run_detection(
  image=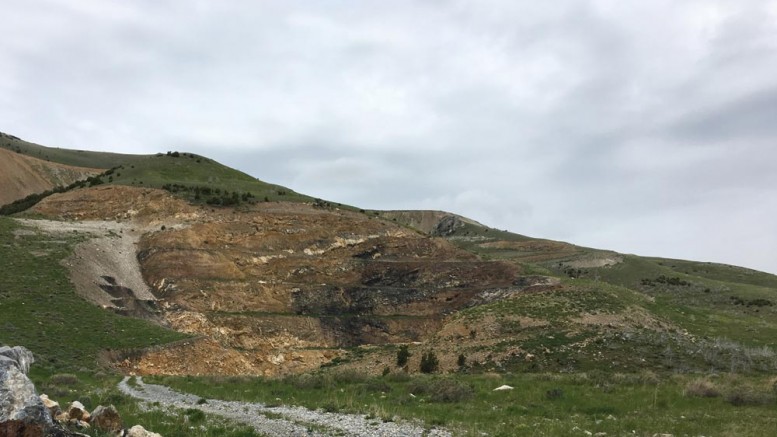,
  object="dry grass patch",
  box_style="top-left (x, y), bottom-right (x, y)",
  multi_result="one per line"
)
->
top-left (684, 379), bottom-right (721, 398)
